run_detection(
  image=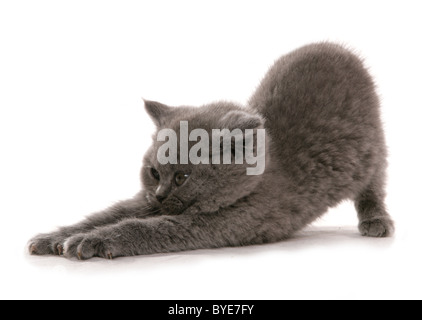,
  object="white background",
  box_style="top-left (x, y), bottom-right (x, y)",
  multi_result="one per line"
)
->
top-left (1, 0), bottom-right (421, 300)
